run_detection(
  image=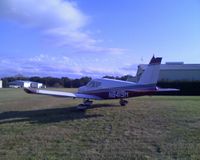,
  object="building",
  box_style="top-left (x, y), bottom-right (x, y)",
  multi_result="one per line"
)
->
top-left (8, 80), bottom-right (44, 88)
top-left (0, 80), bottom-right (2, 88)
top-left (133, 62), bottom-right (200, 82)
